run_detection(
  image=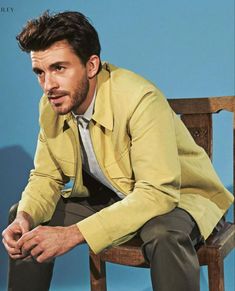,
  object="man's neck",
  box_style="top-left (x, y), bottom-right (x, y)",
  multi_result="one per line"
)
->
top-left (75, 76), bottom-right (97, 115)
